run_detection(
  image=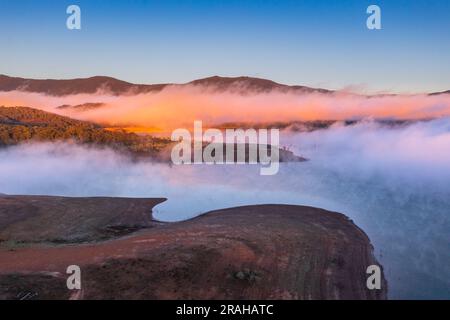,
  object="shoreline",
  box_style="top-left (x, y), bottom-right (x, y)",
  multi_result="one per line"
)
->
top-left (0, 196), bottom-right (387, 299)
